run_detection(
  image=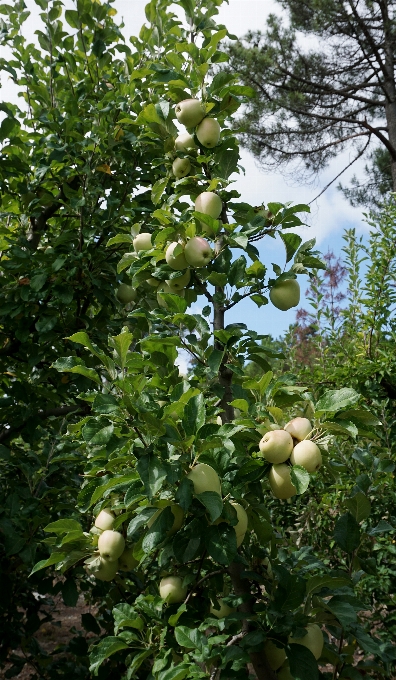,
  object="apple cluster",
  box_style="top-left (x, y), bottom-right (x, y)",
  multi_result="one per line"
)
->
top-left (258, 417), bottom-right (322, 499)
top-left (264, 624), bottom-right (324, 677)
